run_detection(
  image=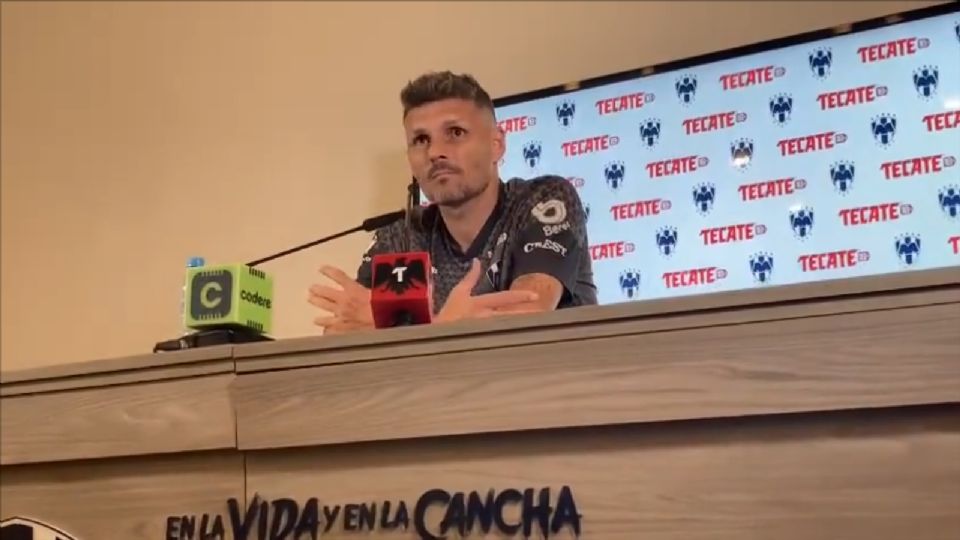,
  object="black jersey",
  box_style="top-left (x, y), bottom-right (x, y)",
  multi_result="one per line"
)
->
top-left (356, 175), bottom-right (598, 312)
